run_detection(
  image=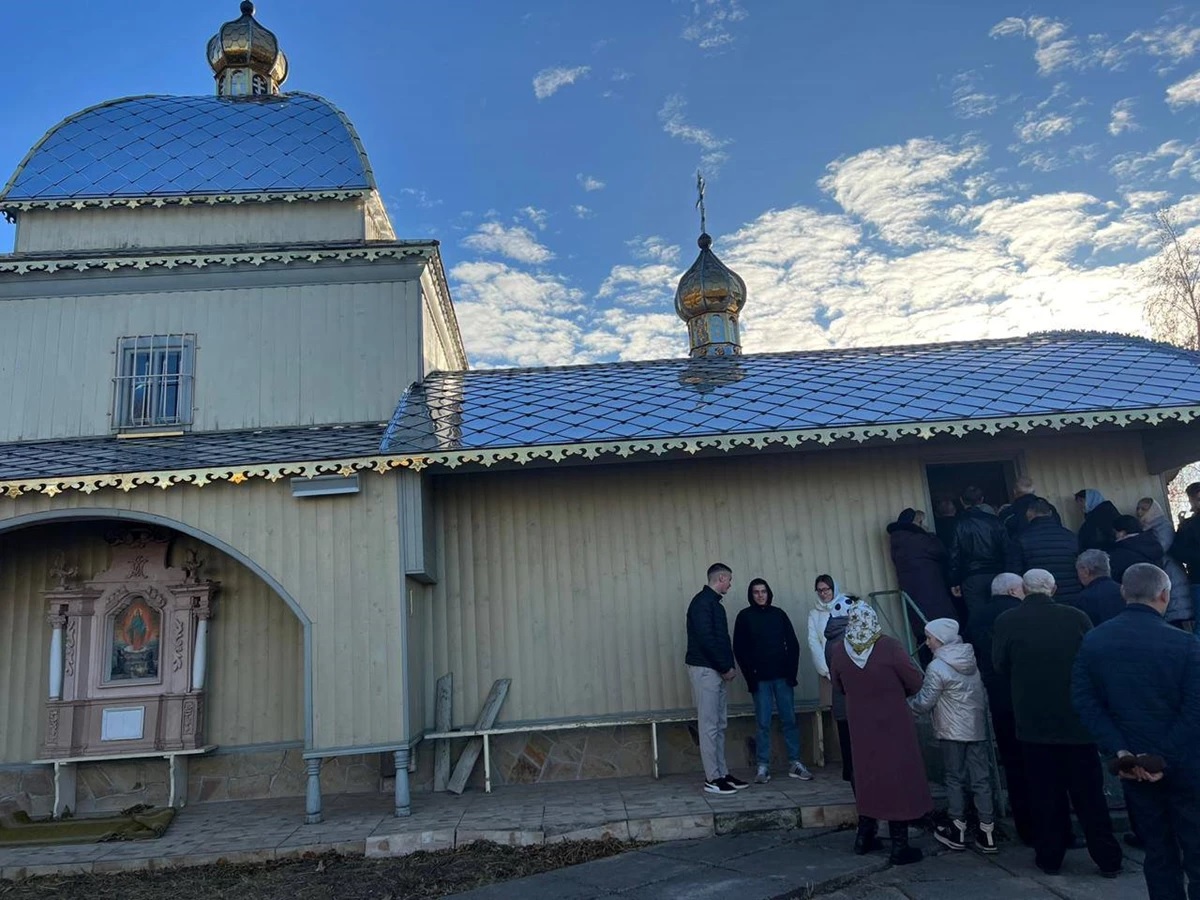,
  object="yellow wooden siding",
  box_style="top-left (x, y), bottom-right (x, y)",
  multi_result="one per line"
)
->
top-left (15, 203), bottom-right (369, 254)
top-left (0, 475), bottom-right (406, 752)
top-left (0, 523), bottom-right (303, 763)
top-left (424, 431), bottom-right (1159, 730)
top-left (0, 279), bottom-right (420, 442)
